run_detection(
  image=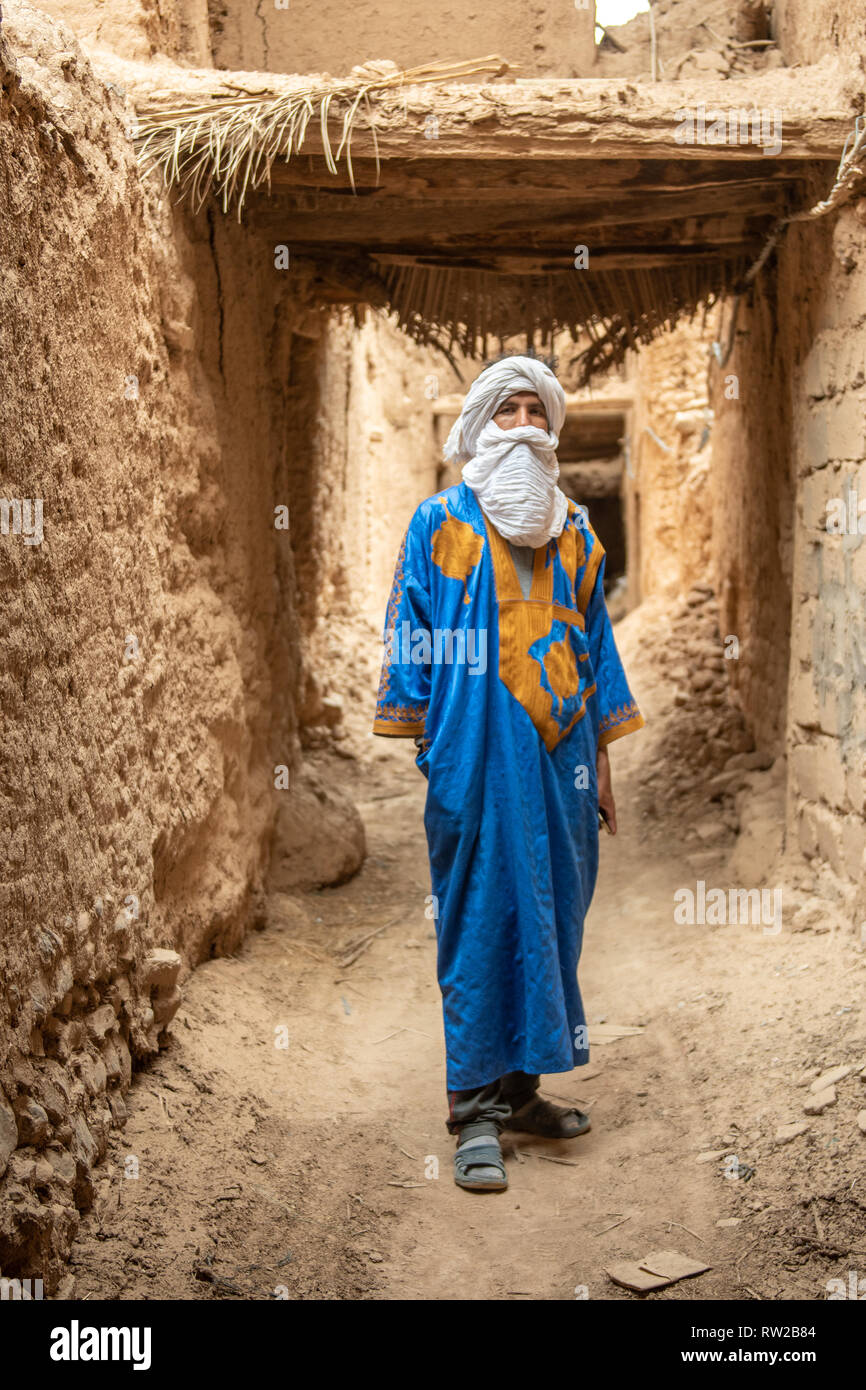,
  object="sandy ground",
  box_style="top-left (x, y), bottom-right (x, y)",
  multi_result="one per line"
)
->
top-left (69, 646), bottom-right (866, 1302)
